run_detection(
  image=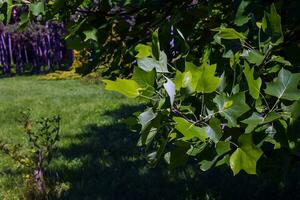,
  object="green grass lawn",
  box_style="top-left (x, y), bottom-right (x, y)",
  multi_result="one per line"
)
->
top-left (0, 76), bottom-right (215, 200)
top-left (0, 76), bottom-right (299, 200)
top-left (0, 76), bottom-right (143, 199)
